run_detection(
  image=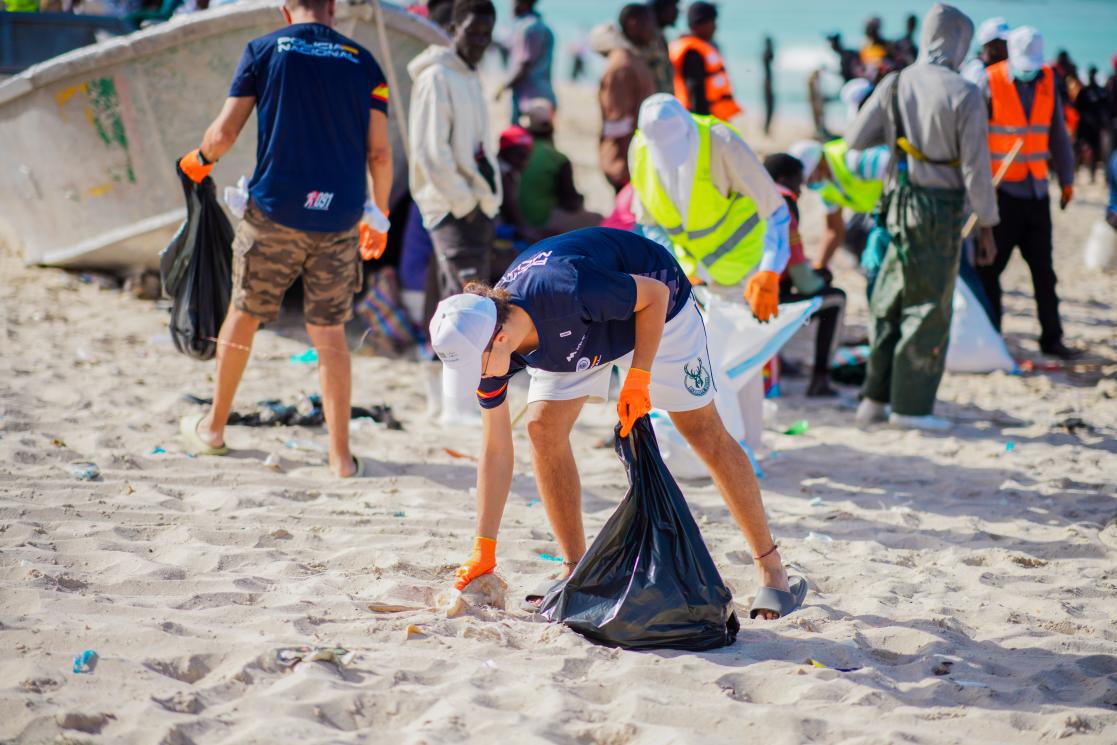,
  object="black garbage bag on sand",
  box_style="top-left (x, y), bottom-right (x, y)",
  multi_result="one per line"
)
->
top-left (160, 166), bottom-right (234, 361)
top-left (540, 417), bottom-right (740, 651)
